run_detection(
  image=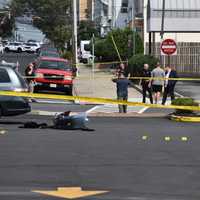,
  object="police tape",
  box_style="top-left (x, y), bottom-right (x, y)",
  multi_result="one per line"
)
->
top-left (0, 91), bottom-right (199, 112)
top-left (22, 75), bottom-right (200, 81)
